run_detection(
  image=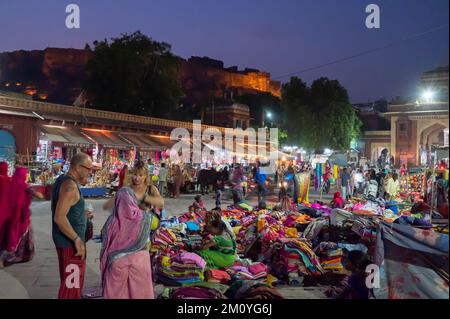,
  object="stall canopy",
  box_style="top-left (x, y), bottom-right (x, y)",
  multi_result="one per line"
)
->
top-left (374, 221), bottom-right (449, 299)
top-left (81, 129), bottom-right (134, 150)
top-left (148, 135), bottom-right (179, 149)
top-left (119, 133), bottom-right (167, 151)
top-left (39, 125), bottom-right (95, 148)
